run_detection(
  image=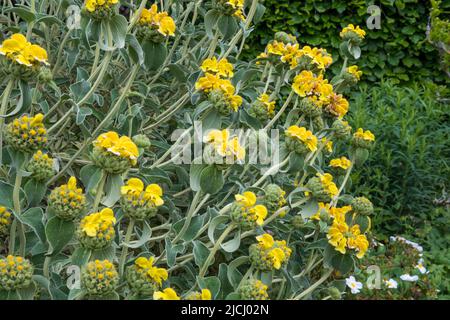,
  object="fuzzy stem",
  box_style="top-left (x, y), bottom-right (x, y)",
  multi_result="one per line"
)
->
top-left (292, 268), bottom-right (333, 300)
top-left (13, 170), bottom-right (25, 256)
top-left (92, 170), bottom-right (107, 212)
top-left (0, 78), bottom-right (15, 166)
top-left (199, 224), bottom-right (235, 277)
top-left (47, 64), bottom-right (140, 185)
top-left (119, 219), bottom-right (135, 276)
